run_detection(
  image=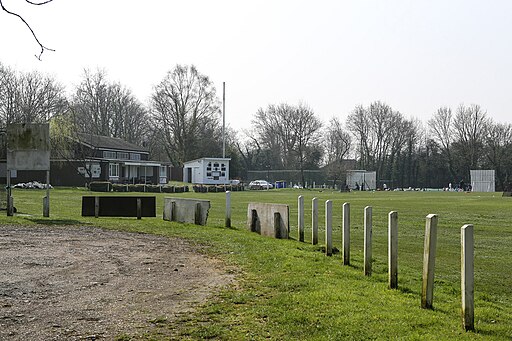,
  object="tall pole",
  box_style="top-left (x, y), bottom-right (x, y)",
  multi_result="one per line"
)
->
top-left (222, 81), bottom-right (226, 159)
